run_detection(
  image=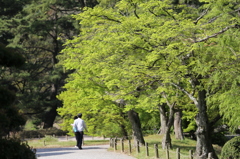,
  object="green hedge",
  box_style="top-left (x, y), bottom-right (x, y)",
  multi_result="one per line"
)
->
top-left (221, 136), bottom-right (240, 159)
